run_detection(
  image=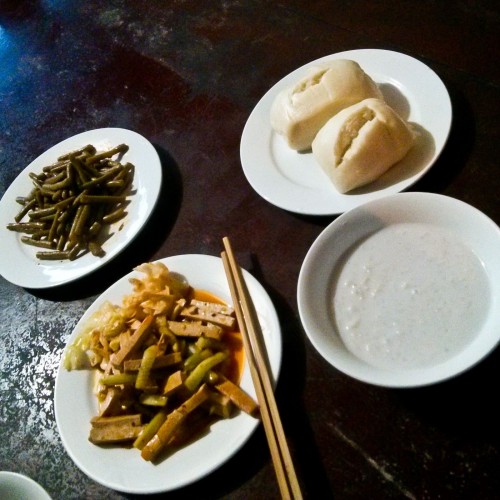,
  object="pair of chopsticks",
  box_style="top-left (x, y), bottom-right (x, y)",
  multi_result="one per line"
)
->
top-left (221, 237), bottom-right (302, 500)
